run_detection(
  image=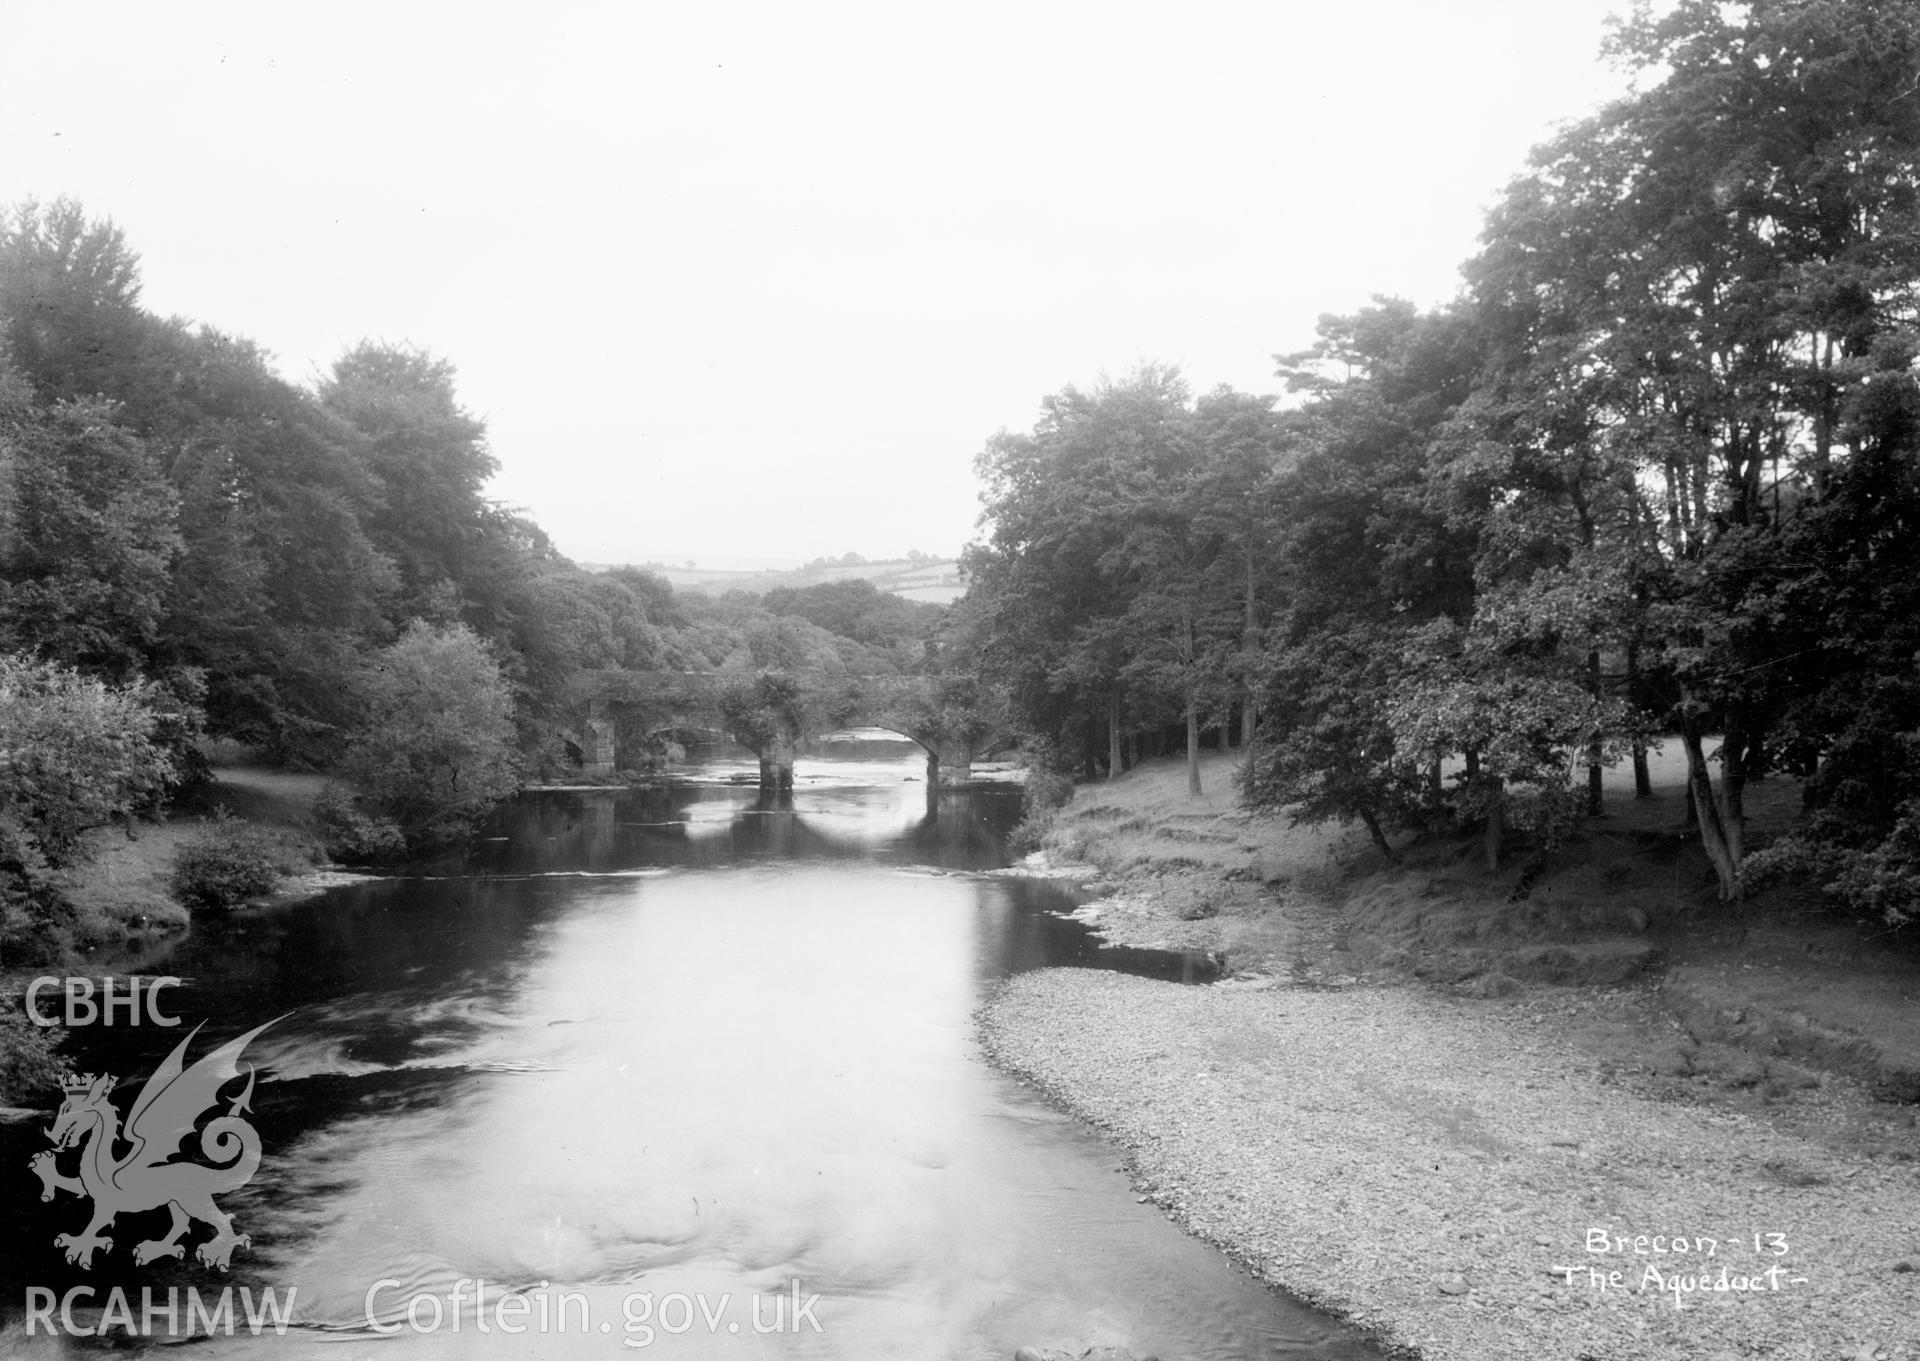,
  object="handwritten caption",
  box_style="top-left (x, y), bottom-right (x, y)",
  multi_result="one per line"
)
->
top-left (1552, 1230), bottom-right (1809, 1309)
